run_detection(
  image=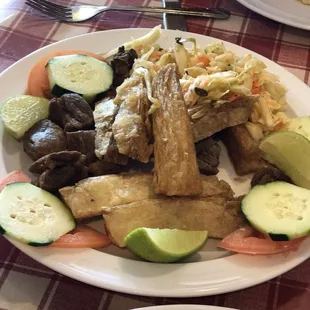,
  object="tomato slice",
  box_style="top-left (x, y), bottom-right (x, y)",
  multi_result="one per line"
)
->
top-left (218, 226), bottom-right (307, 255)
top-left (27, 50), bottom-right (107, 98)
top-left (0, 170), bottom-right (31, 192)
top-left (49, 225), bottom-right (111, 249)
